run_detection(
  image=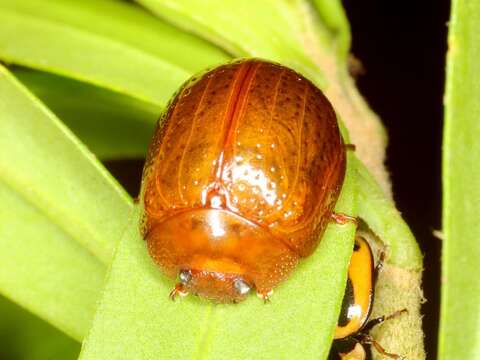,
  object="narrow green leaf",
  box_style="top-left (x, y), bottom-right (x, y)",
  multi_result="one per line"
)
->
top-left (0, 65), bottom-right (131, 263)
top-left (0, 294), bottom-right (79, 360)
top-left (0, 179), bottom-right (105, 341)
top-left (14, 67), bottom-right (160, 160)
top-left (79, 153), bottom-right (356, 360)
top-left (440, 0), bottom-right (480, 357)
top-left (0, 0), bottom-right (229, 106)
top-left (354, 158), bottom-right (422, 270)
top-left (310, 0), bottom-right (351, 61)
top-left (135, 0), bottom-right (330, 87)
top-left (0, 65), bottom-right (129, 339)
